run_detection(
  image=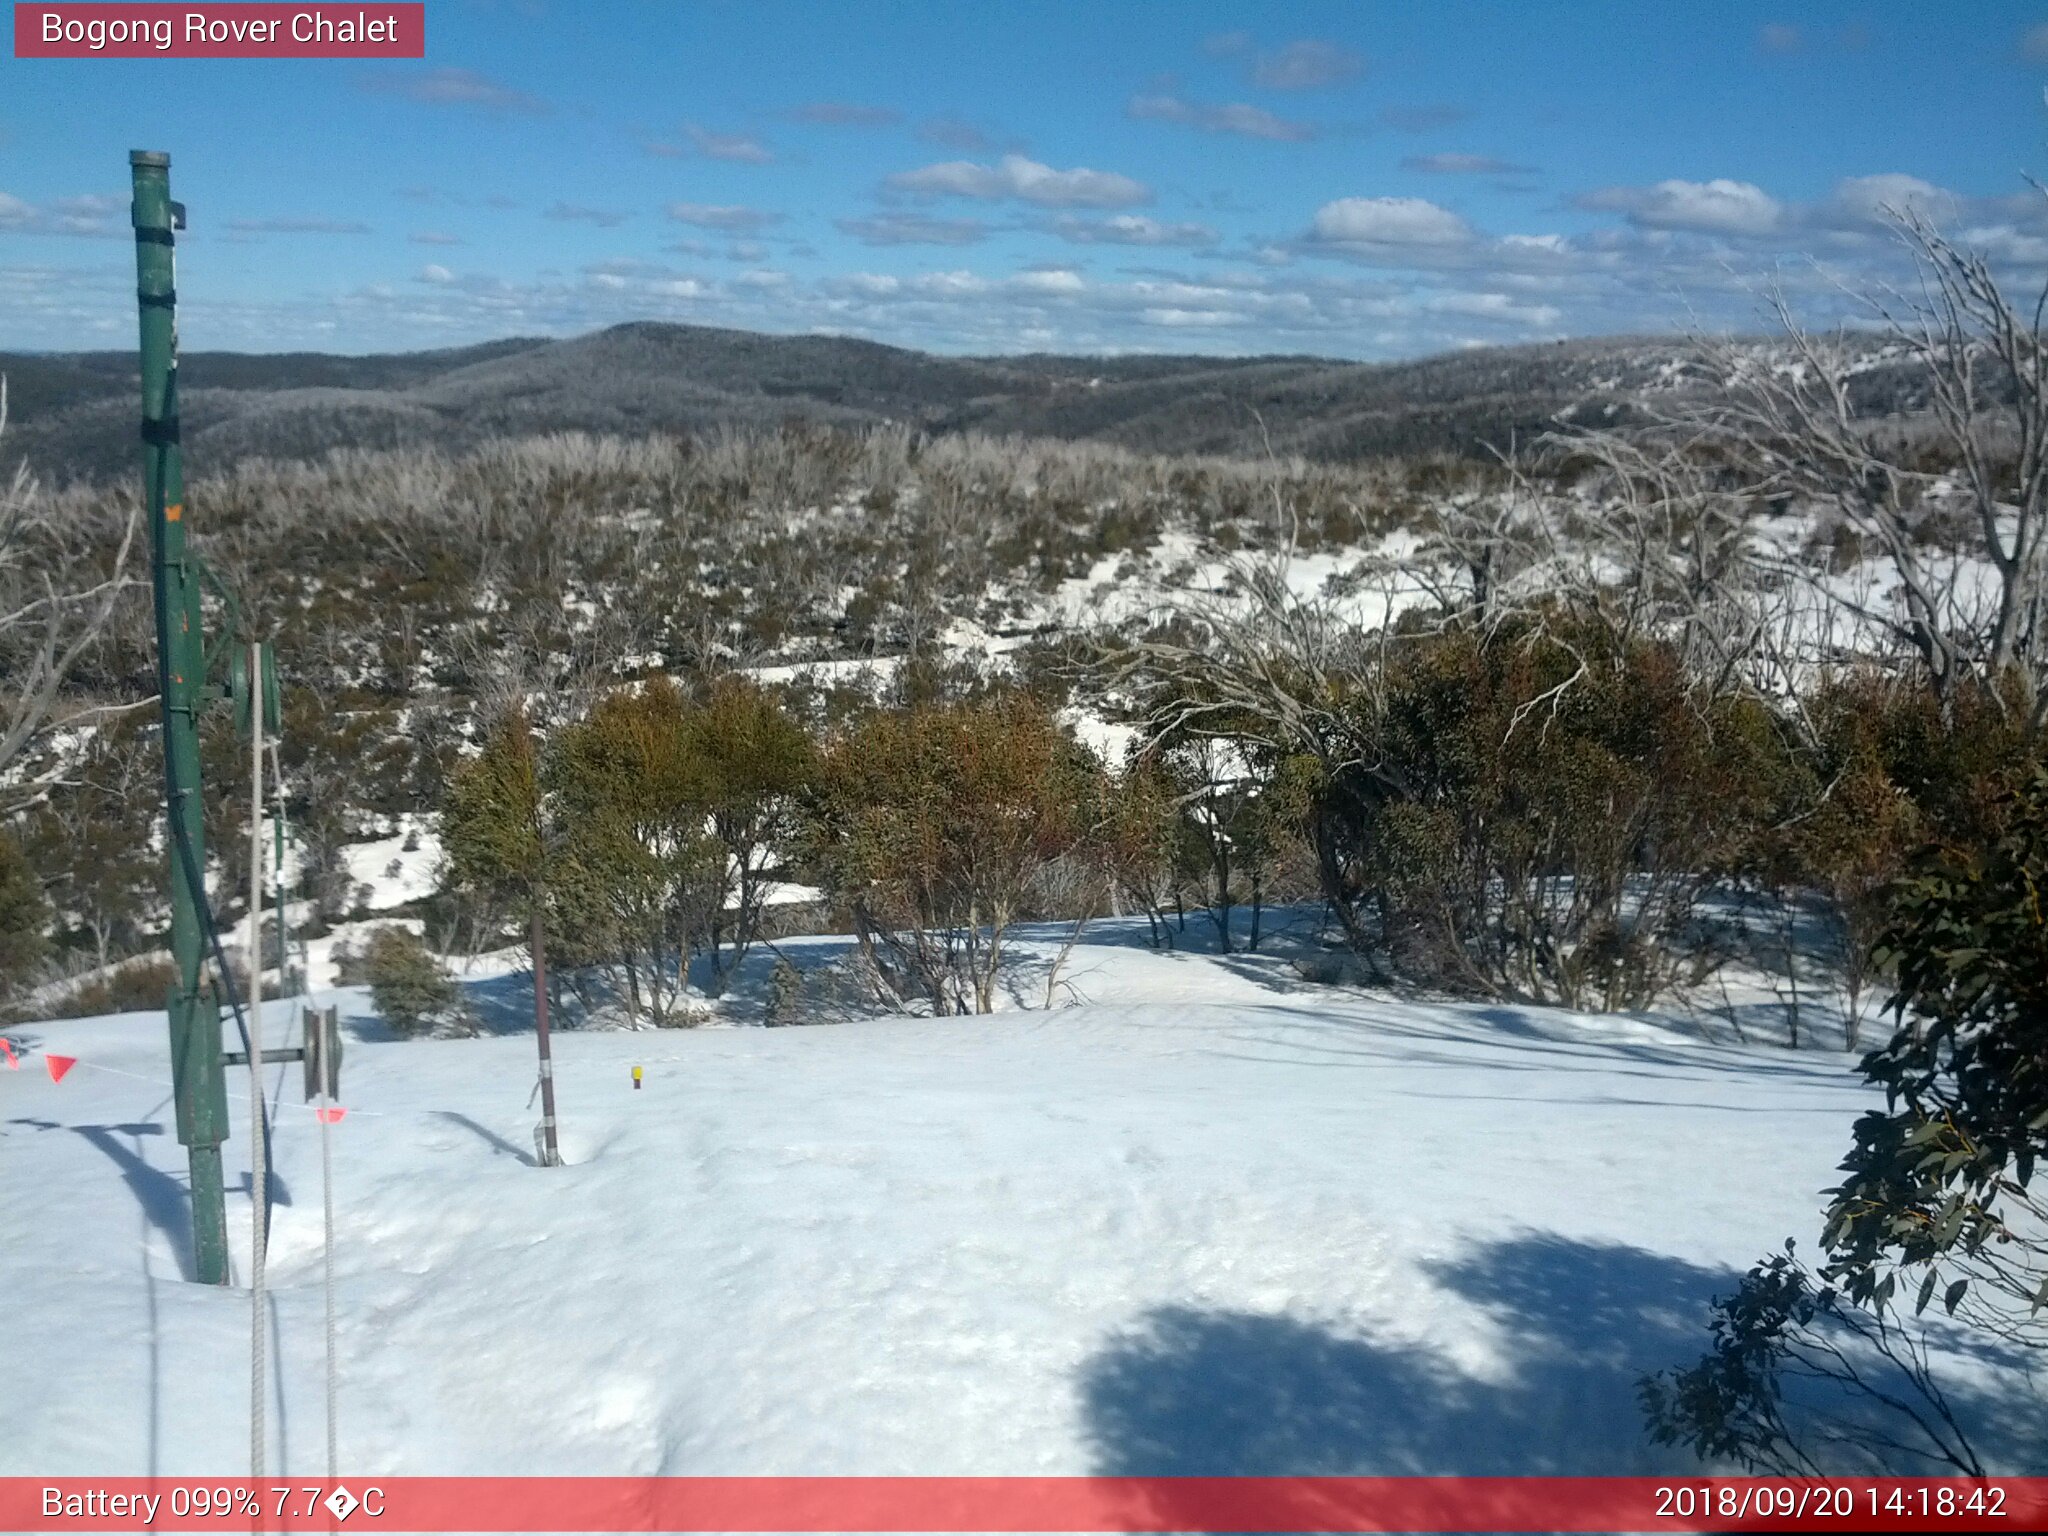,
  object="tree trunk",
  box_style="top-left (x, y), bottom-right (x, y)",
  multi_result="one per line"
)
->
top-left (532, 905), bottom-right (562, 1167)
